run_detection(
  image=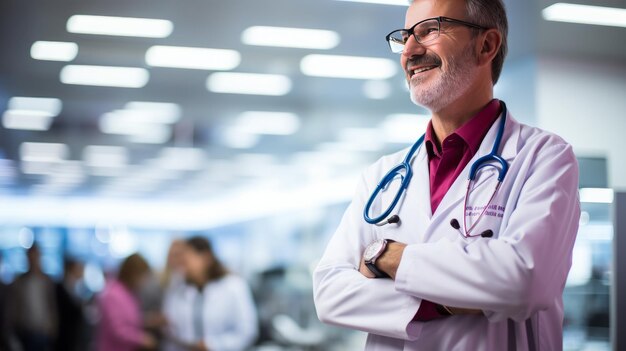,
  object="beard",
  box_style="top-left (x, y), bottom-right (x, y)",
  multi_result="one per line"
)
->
top-left (408, 40), bottom-right (478, 113)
